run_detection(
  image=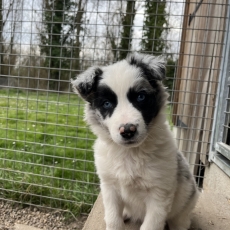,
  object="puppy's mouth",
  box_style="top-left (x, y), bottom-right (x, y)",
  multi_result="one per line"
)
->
top-left (122, 139), bottom-right (138, 145)
top-left (117, 135), bottom-right (145, 147)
